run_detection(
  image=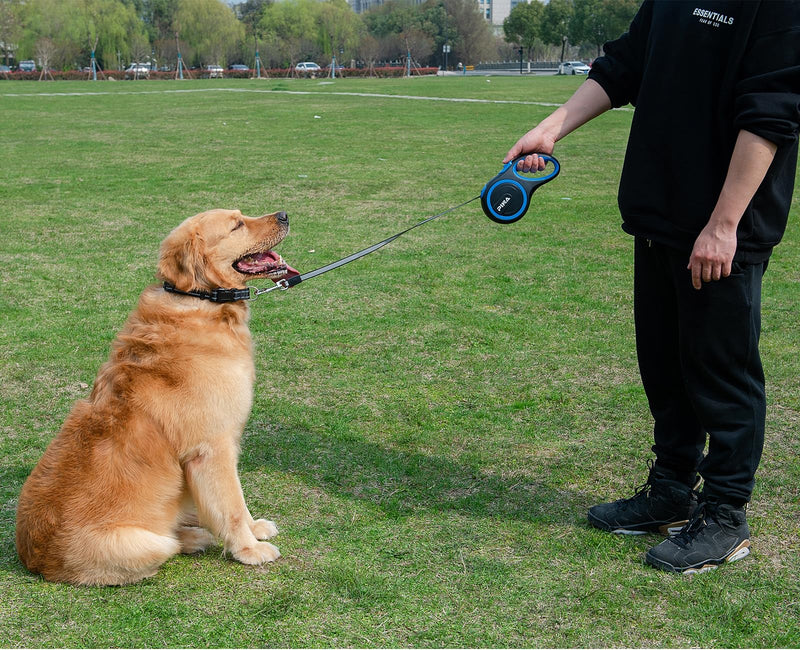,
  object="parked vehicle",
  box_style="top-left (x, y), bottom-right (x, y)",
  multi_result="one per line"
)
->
top-left (229, 64), bottom-right (249, 71)
top-left (0, 65), bottom-right (11, 74)
top-left (18, 60), bottom-right (36, 72)
top-left (205, 65), bottom-right (224, 78)
top-left (125, 63), bottom-right (150, 78)
top-left (557, 60), bottom-right (590, 75)
top-left (295, 61), bottom-right (321, 73)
